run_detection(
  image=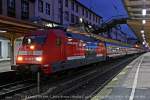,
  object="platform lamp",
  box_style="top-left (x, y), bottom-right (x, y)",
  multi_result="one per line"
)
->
top-left (142, 19), bottom-right (146, 24)
top-left (141, 0), bottom-right (148, 47)
top-left (0, 30), bottom-right (7, 33)
top-left (142, 9), bottom-right (147, 16)
top-left (142, 33), bottom-right (145, 38)
top-left (143, 41), bottom-right (146, 45)
top-left (141, 30), bottom-right (144, 34)
top-left (142, 0), bottom-right (146, 27)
